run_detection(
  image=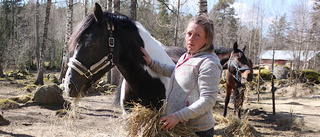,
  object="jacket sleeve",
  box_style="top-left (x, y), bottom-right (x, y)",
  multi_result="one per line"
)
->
top-left (149, 59), bottom-right (175, 77)
top-left (175, 58), bottom-right (222, 122)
